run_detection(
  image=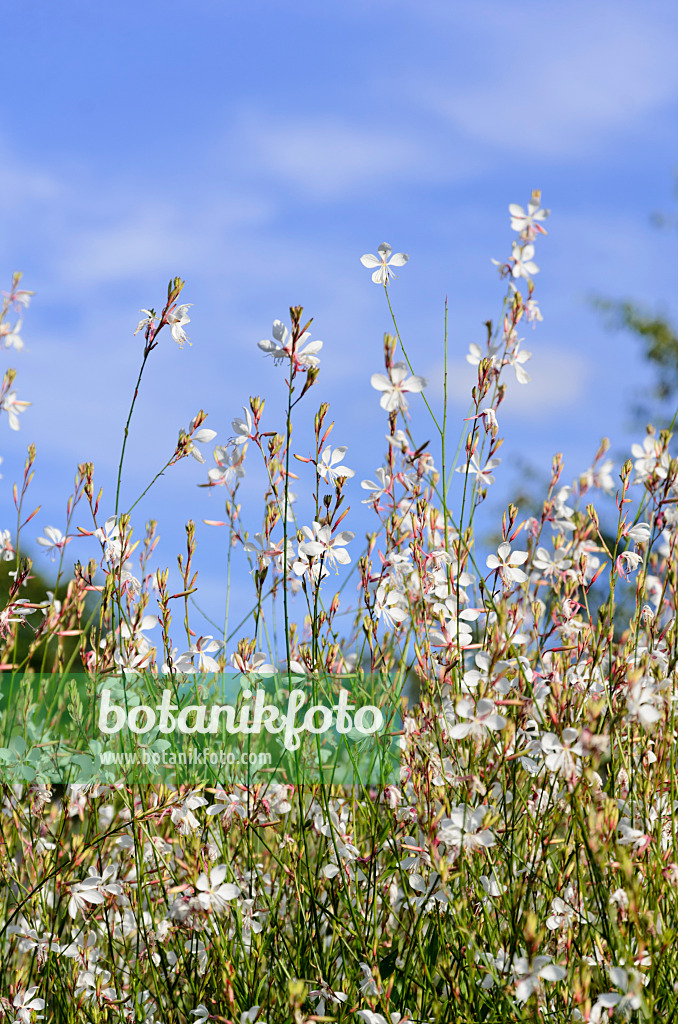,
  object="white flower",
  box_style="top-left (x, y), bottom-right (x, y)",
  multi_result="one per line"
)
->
top-left (358, 963), bottom-right (381, 997)
top-left (317, 445), bottom-right (354, 485)
top-left (512, 955), bottom-right (565, 1002)
top-left (243, 533), bottom-right (289, 572)
top-left (631, 435), bottom-right (669, 483)
top-left (505, 342), bottom-right (532, 383)
top-left (1, 318), bottom-right (24, 351)
top-left (541, 728), bottom-right (583, 777)
top-left (208, 444), bottom-right (246, 488)
top-left (308, 982), bottom-right (347, 1017)
top-left (438, 804), bottom-right (495, 851)
top-left (134, 309), bottom-right (156, 335)
top-left (174, 635), bottom-right (223, 673)
top-left (0, 529), bottom-right (14, 561)
top-left (429, 615), bottom-right (473, 651)
top-left (95, 515), bottom-right (123, 564)
top-left (241, 1007), bottom-right (267, 1024)
top-left (616, 550), bottom-right (643, 579)
top-left (625, 678), bottom-right (661, 728)
top-left (360, 242), bottom-right (409, 285)
top-left (68, 873), bottom-right (122, 919)
top-left (258, 321), bottom-right (288, 363)
top-left (456, 454), bottom-right (500, 486)
top-left (510, 242), bottom-right (539, 280)
top-left (113, 615), bottom-right (158, 672)
top-left (185, 936), bottom-right (208, 975)
top-left (195, 864), bottom-right (241, 913)
top-left (36, 525), bottom-right (69, 559)
top-left (617, 819), bottom-right (650, 852)
top-left (232, 406), bottom-right (253, 445)
top-left (361, 467), bottom-right (391, 503)
top-left (171, 792), bottom-right (208, 835)
top-left (230, 649), bottom-right (275, 676)
top-left (1, 390), bottom-right (30, 430)
top-left (258, 319), bottom-right (322, 368)
top-left (486, 542), bottom-right (528, 587)
top-left (183, 415), bottom-right (217, 463)
top-left (509, 197), bottom-right (550, 240)
top-left (167, 303), bottom-right (192, 347)
top-left (525, 296), bottom-right (543, 322)
top-left (374, 584), bottom-right (409, 628)
top-left (467, 340), bottom-right (501, 368)
top-left (448, 698), bottom-right (506, 740)
top-left (371, 361), bottom-right (427, 412)
top-left (12, 986), bottom-right (46, 1024)
top-left (625, 522), bottom-right (651, 544)
top-left (295, 521), bottom-right (354, 574)
top-left (206, 788), bottom-right (248, 825)
top-left (292, 546), bottom-right (329, 584)
top-left (357, 1012), bottom-right (404, 1024)
top-left (4, 287), bottom-right (33, 309)
top-left (533, 546), bottom-right (571, 579)
top-left (479, 872), bottom-right (506, 899)
top-left (466, 406), bottom-right (499, 433)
